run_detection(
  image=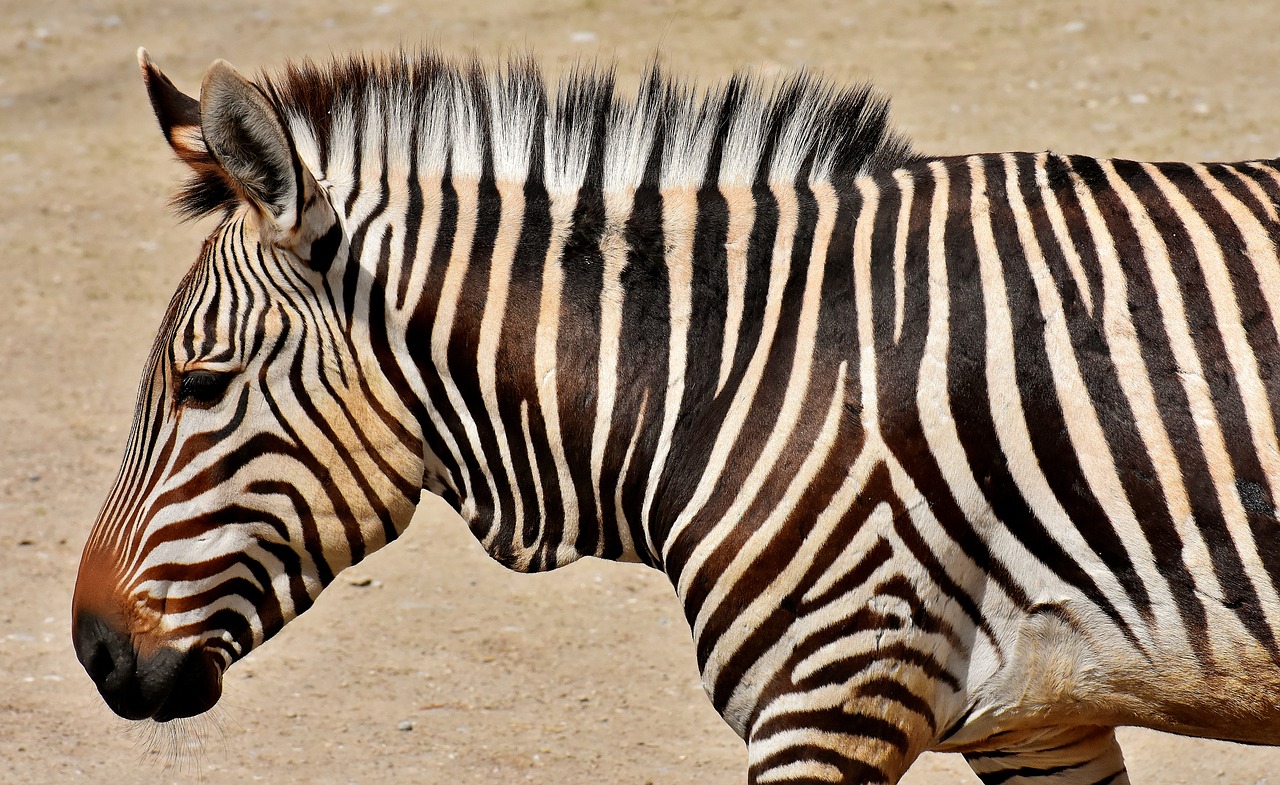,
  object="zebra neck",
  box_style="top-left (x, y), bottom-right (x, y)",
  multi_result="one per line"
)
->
top-left (393, 171), bottom-right (782, 574)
